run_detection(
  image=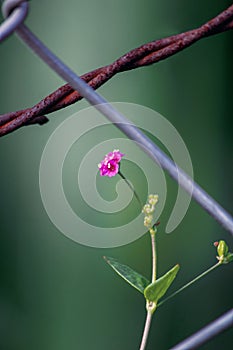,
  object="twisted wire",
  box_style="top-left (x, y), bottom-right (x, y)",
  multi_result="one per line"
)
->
top-left (0, 4), bottom-right (232, 135)
top-left (0, 0), bottom-right (233, 346)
